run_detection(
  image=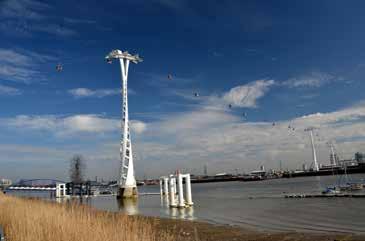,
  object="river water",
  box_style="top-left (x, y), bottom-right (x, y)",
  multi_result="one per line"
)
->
top-left (7, 174), bottom-right (365, 234)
